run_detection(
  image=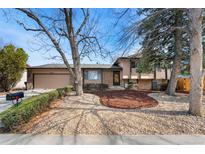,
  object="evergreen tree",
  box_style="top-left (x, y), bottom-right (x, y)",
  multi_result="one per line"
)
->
top-left (0, 44), bottom-right (28, 91)
top-left (135, 9), bottom-right (189, 95)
